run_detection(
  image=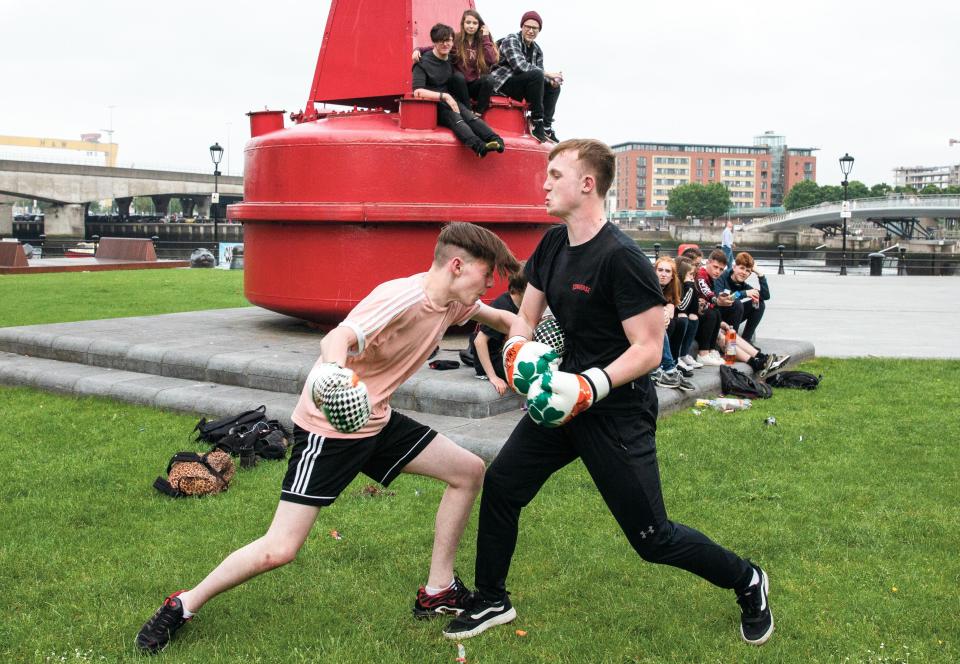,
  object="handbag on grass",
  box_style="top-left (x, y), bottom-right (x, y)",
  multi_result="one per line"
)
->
top-left (154, 450), bottom-right (236, 498)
